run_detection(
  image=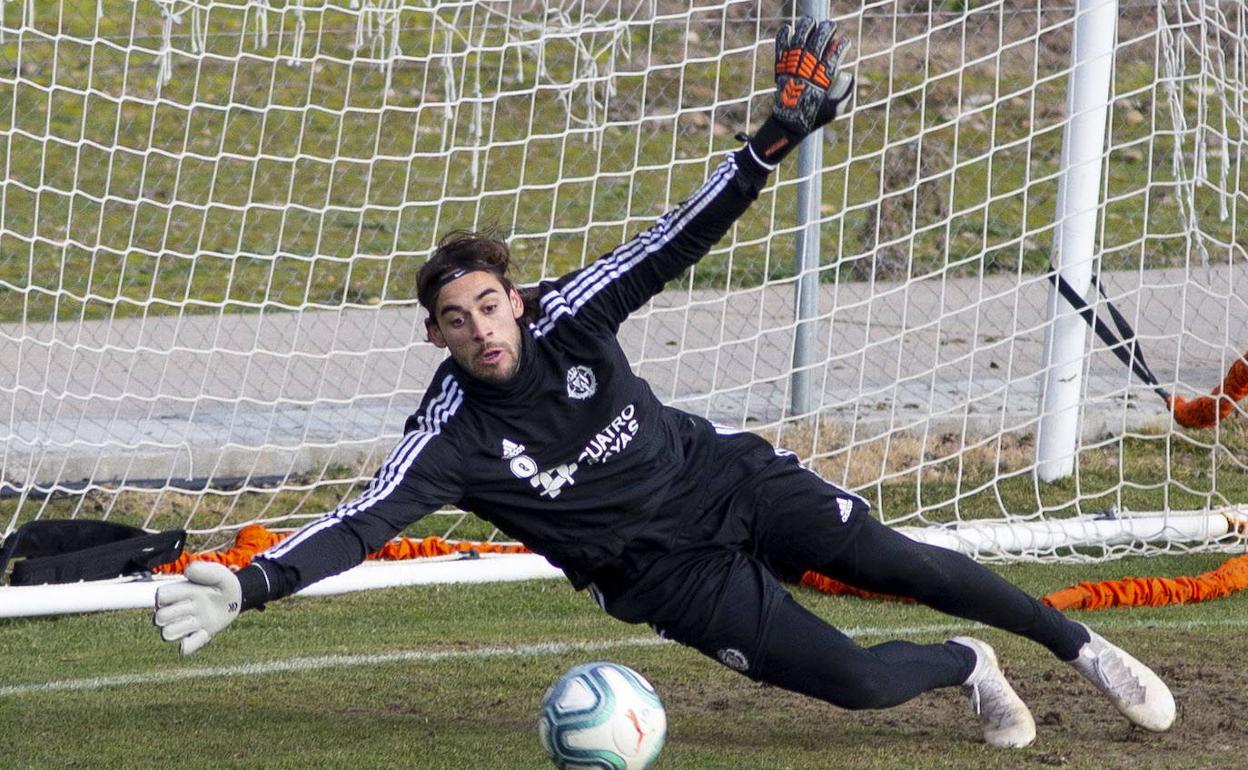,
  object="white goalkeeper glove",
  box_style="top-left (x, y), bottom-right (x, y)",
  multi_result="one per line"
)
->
top-left (153, 561), bottom-right (242, 655)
